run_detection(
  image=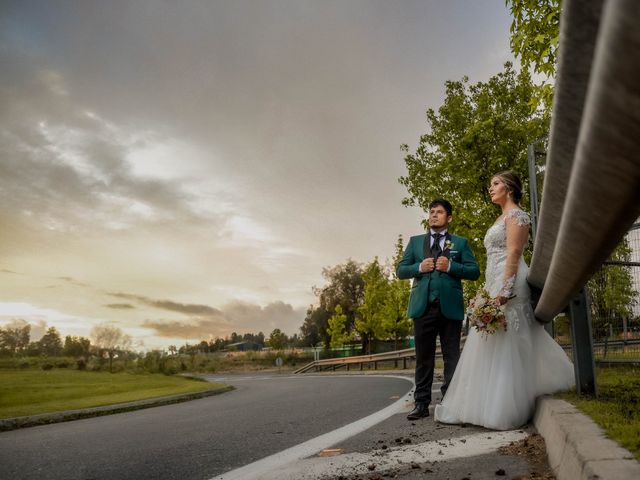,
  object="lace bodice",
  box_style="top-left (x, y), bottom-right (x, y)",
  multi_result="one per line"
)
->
top-left (483, 208), bottom-right (531, 302)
